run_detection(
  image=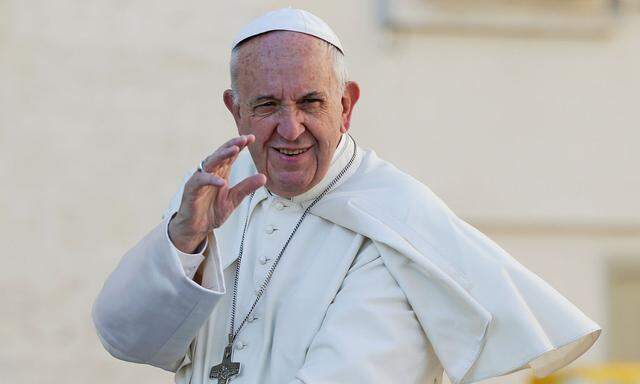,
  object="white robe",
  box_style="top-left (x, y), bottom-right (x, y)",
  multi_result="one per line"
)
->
top-left (93, 134), bottom-right (600, 384)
